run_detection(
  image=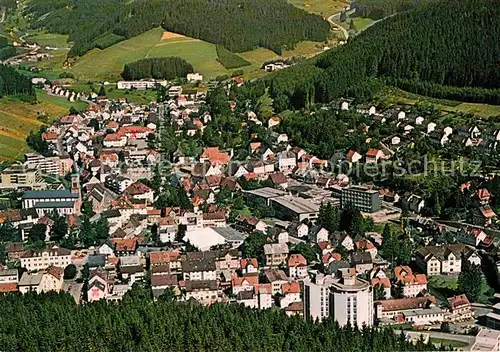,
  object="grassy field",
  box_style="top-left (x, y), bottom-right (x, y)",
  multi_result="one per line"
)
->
top-left (352, 17), bottom-right (374, 31)
top-left (30, 27), bottom-right (329, 82)
top-left (429, 338), bottom-right (468, 348)
top-left (287, 0), bottom-right (348, 18)
top-left (0, 90), bottom-right (87, 162)
top-left (380, 87), bottom-right (500, 119)
top-left (428, 275), bottom-right (492, 305)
